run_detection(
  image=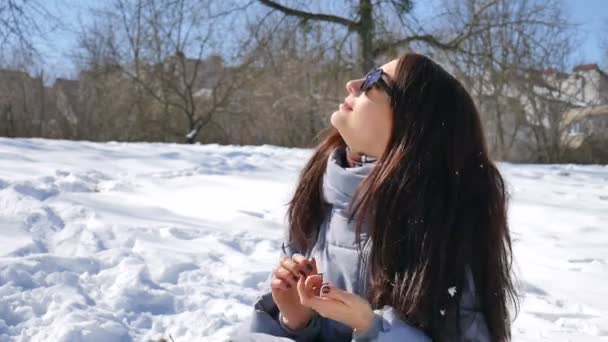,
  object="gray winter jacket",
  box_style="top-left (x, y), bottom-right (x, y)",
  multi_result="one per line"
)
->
top-left (232, 148), bottom-right (490, 342)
